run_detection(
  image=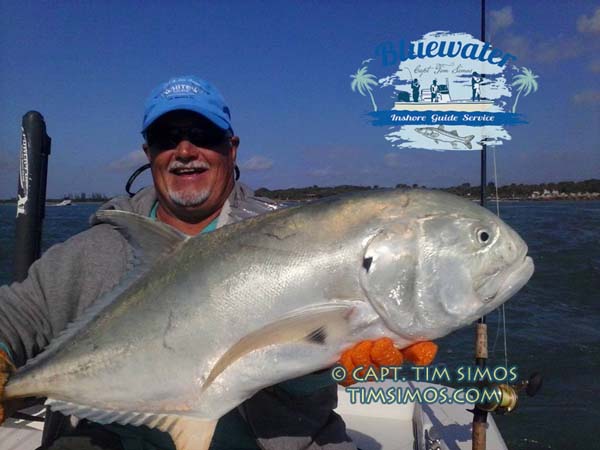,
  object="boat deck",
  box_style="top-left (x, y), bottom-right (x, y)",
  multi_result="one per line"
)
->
top-left (1, 405), bottom-right (45, 450)
top-left (337, 380), bottom-right (507, 450)
top-left (1, 381), bottom-right (507, 450)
